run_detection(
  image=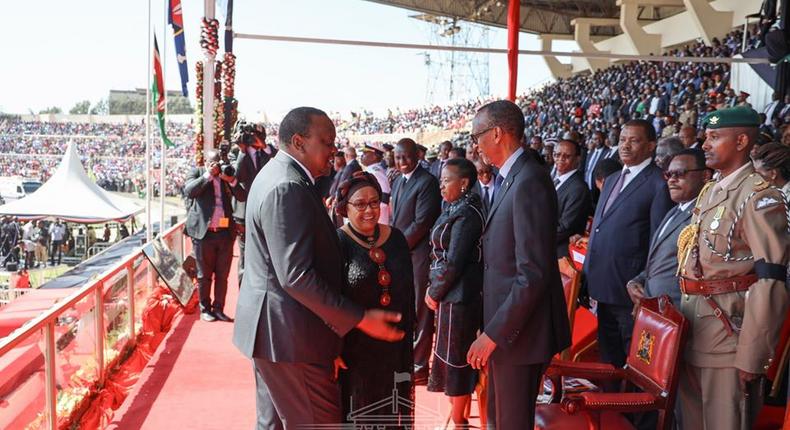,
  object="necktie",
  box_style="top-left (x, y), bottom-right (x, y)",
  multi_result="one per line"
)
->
top-left (657, 205), bottom-right (681, 239)
top-left (250, 151), bottom-right (257, 170)
top-left (586, 149), bottom-right (602, 187)
top-left (553, 178), bottom-right (561, 188)
top-left (603, 168), bottom-right (630, 215)
top-left (482, 185), bottom-right (490, 212)
top-left (491, 174), bottom-right (504, 204)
